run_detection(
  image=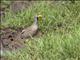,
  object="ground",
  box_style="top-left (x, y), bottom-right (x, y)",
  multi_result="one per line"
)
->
top-left (0, 1), bottom-right (80, 60)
